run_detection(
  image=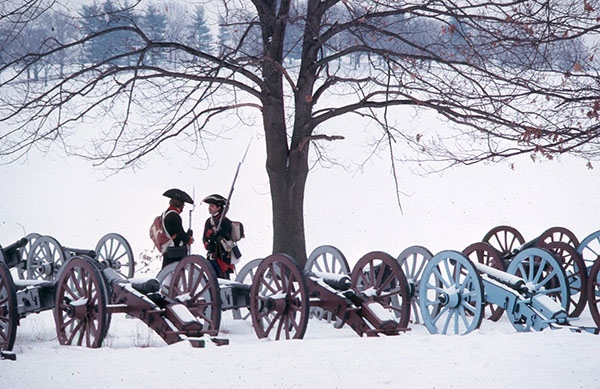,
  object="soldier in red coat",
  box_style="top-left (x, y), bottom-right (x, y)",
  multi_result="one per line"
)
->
top-left (202, 194), bottom-right (234, 279)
